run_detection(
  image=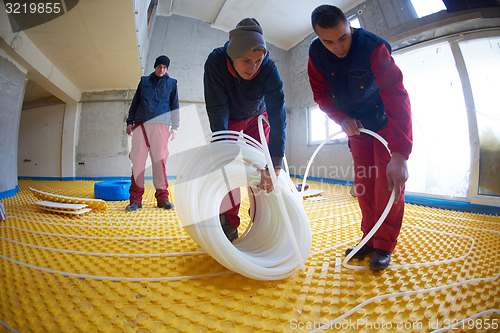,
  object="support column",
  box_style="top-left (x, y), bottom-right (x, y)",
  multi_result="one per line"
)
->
top-left (61, 102), bottom-right (81, 180)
